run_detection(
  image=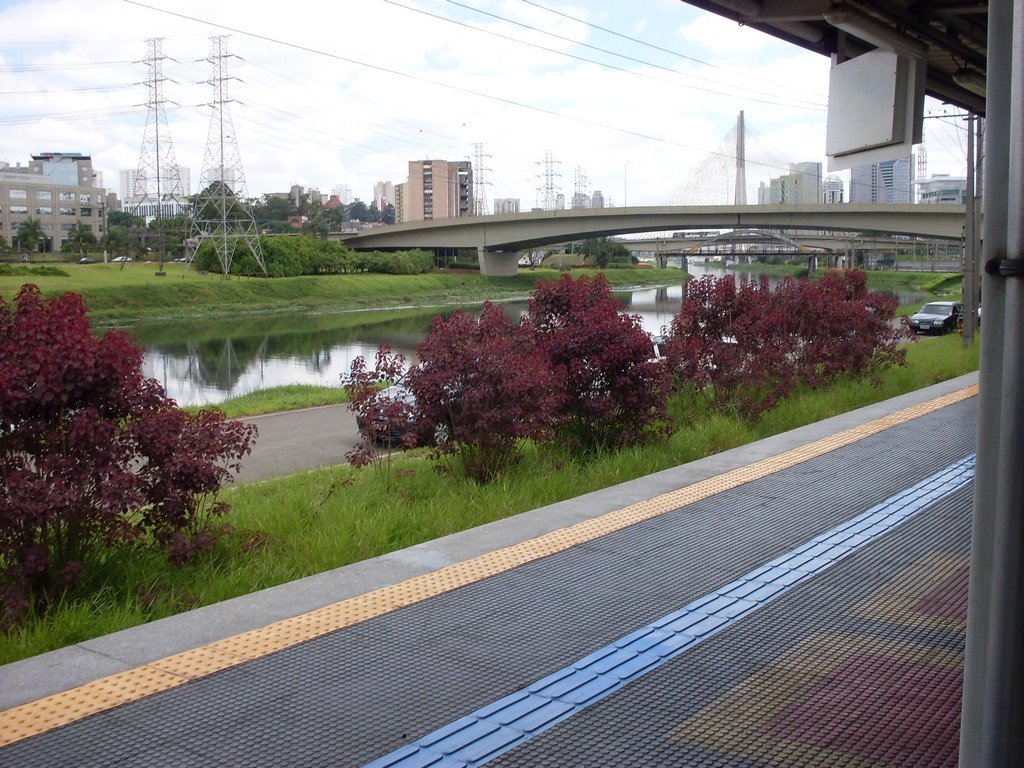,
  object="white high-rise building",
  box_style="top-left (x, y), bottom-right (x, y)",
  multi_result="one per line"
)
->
top-left (373, 181), bottom-right (394, 210)
top-left (332, 185), bottom-right (353, 205)
top-left (119, 166), bottom-right (191, 205)
top-left (758, 162), bottom-right (822, 205)
top-left (494, 198), bottom-right (520, 215)
top-left (850, 157), bottom-right (914, 203)
top-left (823, 175), bottom-right (844, 204)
